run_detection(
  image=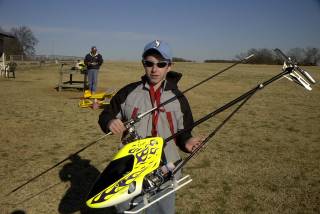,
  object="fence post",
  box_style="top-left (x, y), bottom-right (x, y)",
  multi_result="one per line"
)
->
top-left (2, 52), bottom-right (6, 68)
